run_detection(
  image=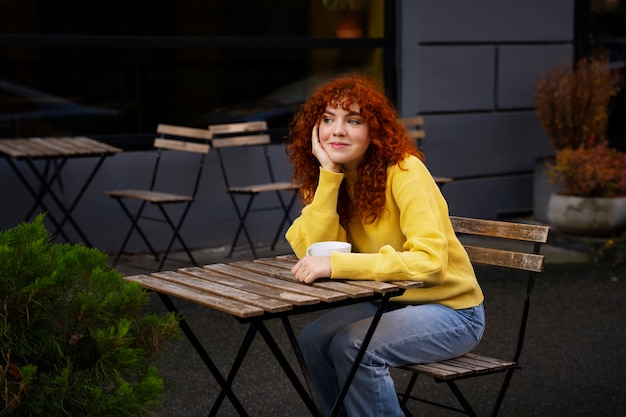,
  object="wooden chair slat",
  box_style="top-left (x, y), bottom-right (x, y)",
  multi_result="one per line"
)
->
top-left (105, 123), bottom-right (213, 269)
top-left (463, 245), bottom-right (545, 272)
top-left (228, 181), bottom-right (298, 193)
top-left (157, 123), bottom-right (214, 140)
top-left (154, 137), bottom-right (211, 154)
top-left (104, 189), bottom-right (193, 203)
top-left (396, 216), bottom-right (549, 413)
top-left (211, 133), bottom-right (271, 148)
top-left (207, 121), bottom-right (300, 258)
top-left (208, 120), bottom-right (268, 134)
top-left (451, 216), bottom-right (550, 243)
